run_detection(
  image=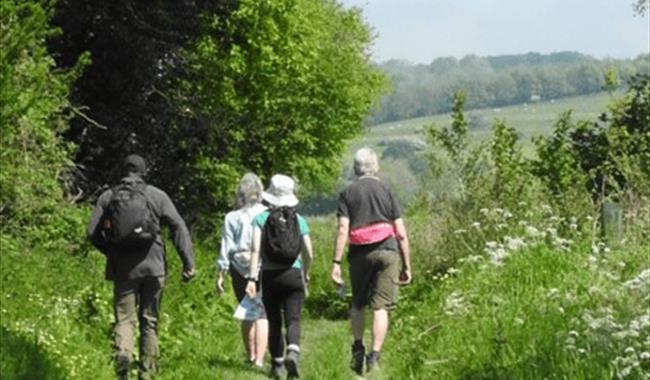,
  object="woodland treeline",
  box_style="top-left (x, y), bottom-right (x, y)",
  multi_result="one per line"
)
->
top-left (369, 52), bottom-right (649, 124)
top-left (1, 0), bottom-right (387, 235)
